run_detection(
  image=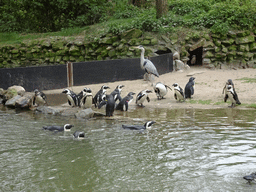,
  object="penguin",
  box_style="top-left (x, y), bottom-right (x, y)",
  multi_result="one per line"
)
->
top-left (93, 85), bottom-right (110, 107)
top-left (172, 83), bottom-right (185, 102)
top-left (78, 87), bottom-right (93, 109)
top-left (153, 82), bottom-right (172, 100)
top-left (33, 89), bottom-right (47, 106)
top-left (62, 89), bottom-right (80, 107)
top-left (98, 94), bottom-right (115, 117)
top-left (115, 92), bottom-right (135, 111)
top-left (73, 131), bottom-right (85, 139)
top-left (243, 172), bottom-right (256, 184)
top-left (122, 121), bottom-right (156, 131)
top-left (226, 85), bottom-right (239, 108)
top-left (111, 85), bottom-right (124, 102)
top-left (223, 79), bottom-right (241, 105)
top-left (43, 124), bottom-right (74, 132)
top-left (136, 89), bottom-right (152, 107)
top-left (184, 77), bottom-right (195, 99)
